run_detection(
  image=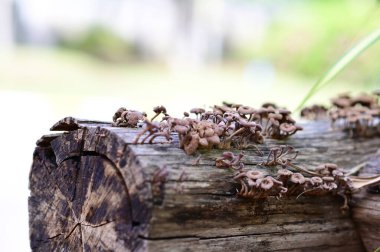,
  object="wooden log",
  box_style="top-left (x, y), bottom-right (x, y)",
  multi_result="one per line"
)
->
top-left (352, 151), bottom-right (380, 252)
top-left (29, 117), bottom-right (380, 251)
